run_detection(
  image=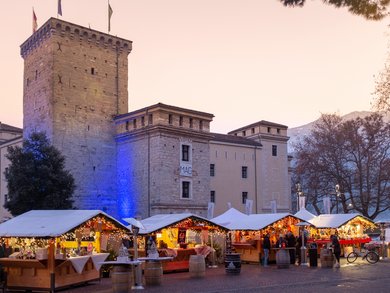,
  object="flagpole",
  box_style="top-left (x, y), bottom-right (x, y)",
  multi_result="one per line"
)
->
top-left (108, 0), bottom-right (113, 34)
